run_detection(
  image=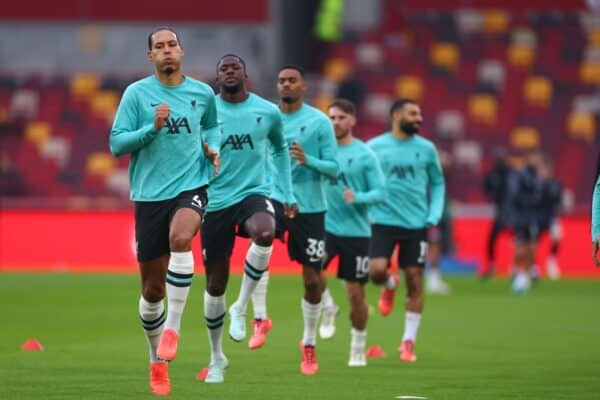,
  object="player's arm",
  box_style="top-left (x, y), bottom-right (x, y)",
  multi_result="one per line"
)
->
top-left (592, 174), bottom-right (600, 265)
top-left (303, 119), bottom-right (339, 178)
top-left (109, 87), bottom-right (161, 157)
top-left (201, 93), bottom-right (221, 174)
top-left (268, 113), bottom-right (296, 207)
top-left (353, 150), bottom-right (386, 204)
top-left (426, 147), bottom-right (446, 227)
